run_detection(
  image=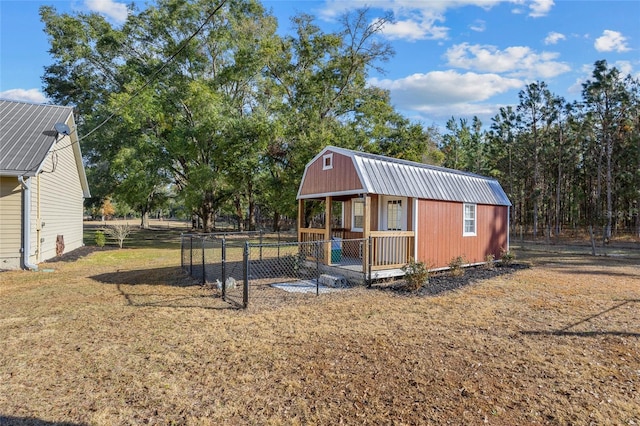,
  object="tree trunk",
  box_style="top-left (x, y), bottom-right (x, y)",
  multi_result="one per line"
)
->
top-left (234, 196), bottom-right (243, 232)
top-left (140, 210), bottom-right (150, 229)
top-left (247, 181), bottom-right (256, 231)
top-left (201, 191), bottom-right (215, 233)
top-left (605, 134), bottom-right (613, 241)
top-left (272, 211), bottom-right (280, 232)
